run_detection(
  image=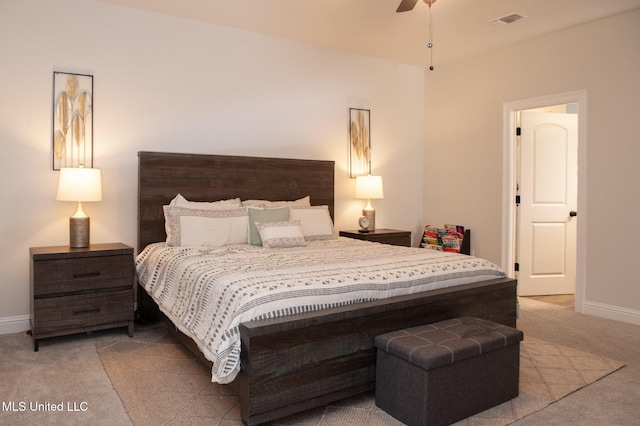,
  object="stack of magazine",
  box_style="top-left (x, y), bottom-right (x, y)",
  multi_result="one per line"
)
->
top-left (420, 224), bottom-right (465, 253)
